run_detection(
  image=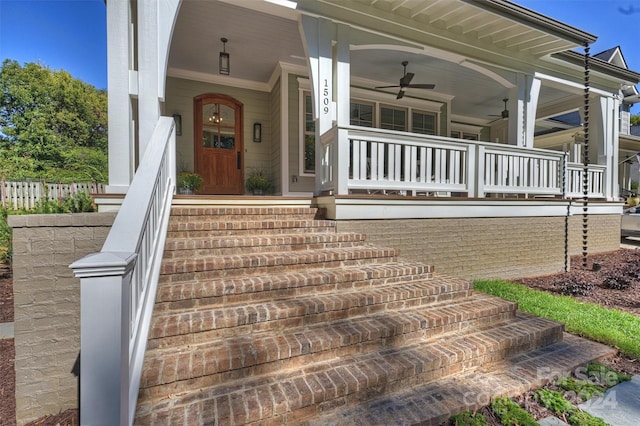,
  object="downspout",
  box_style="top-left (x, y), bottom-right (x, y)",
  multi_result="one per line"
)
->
top-left (582, 42), bottom-right (590, 267)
